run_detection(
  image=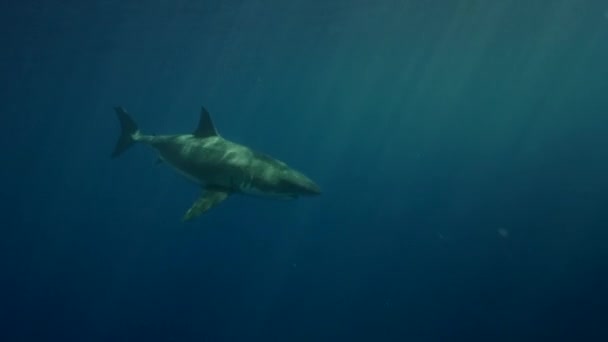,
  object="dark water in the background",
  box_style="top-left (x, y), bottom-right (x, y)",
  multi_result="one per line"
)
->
top-left (1, 1), bottom-right (608, 341)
